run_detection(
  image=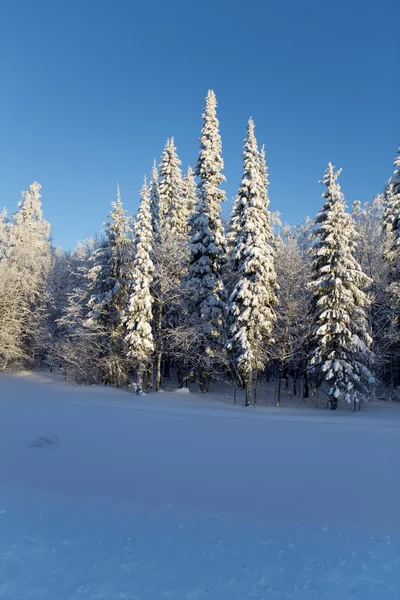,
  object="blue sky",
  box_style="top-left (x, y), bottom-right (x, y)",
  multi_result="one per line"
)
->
top-left (1, 0), bottom-right (398, 249)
